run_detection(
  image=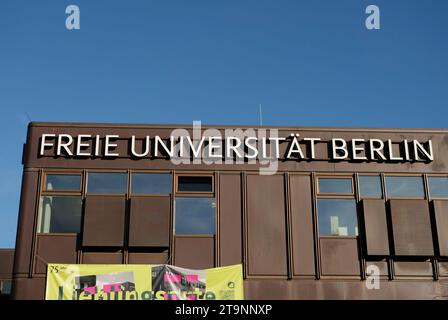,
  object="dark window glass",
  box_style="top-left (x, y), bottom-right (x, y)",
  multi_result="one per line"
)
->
top-left (38, 196), bottom-right (83, 233)
top-left (87, 173), bottom-right (128, 194)
top-left (175, 198), bottom-right (216, 234)
top-left (385, 176), bottom-right (424, 198)
top-left (318, 178), bottom-right (352, 194)
top-left (178, 176), bottom-right (213, 192)
top-left (131, 173), bottom-right (171, 194)
top-left (1, 280), bottom-right (12, 295)
top-left (318, 199), bottom-right (358, 236)
top-left (359, 176), bottom-right (382, 198)
top-left (45, 174), bottom-right (81, 191)
top-left (428, 177), bottom-right (448, 198)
